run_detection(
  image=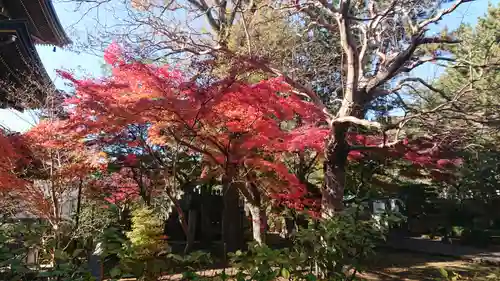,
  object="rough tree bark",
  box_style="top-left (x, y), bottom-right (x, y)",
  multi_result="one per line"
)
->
top-left (322, 124), bottom-right (350, 217)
